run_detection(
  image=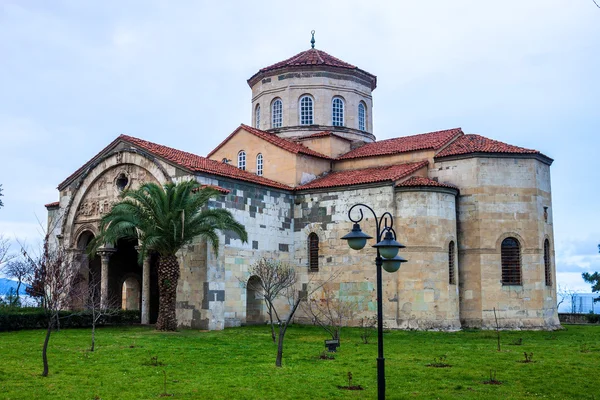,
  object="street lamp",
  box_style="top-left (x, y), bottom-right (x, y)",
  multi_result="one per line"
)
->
top-left (341, 203), bottom-right (407, 400)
